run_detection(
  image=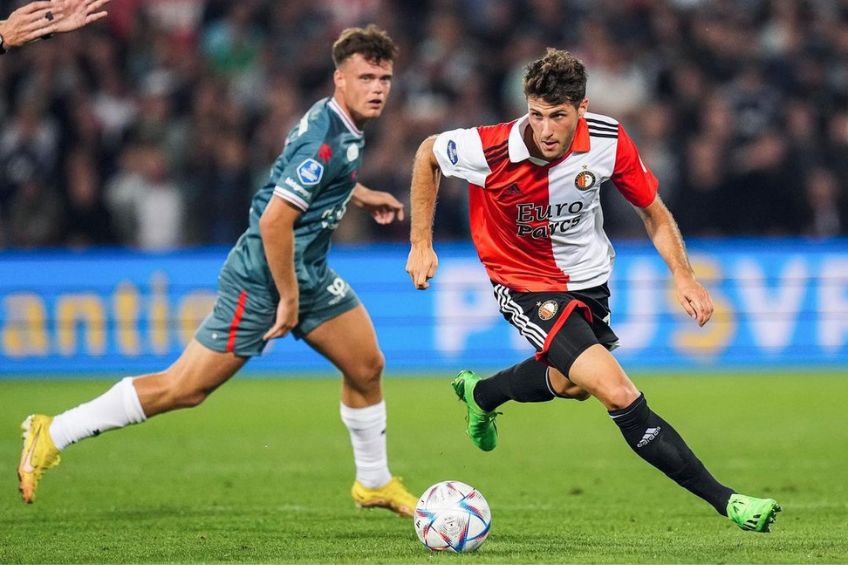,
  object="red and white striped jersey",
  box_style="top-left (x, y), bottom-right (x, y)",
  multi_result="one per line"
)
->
top-left (432, 112), bottom-right (658, 292)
